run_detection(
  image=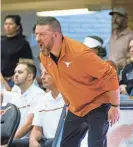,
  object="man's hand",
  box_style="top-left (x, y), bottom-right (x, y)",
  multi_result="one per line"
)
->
top-left (119, 84), bottom-right (127, 95)
top-left (0, 73), bottom-right (6, 85)
top-left (29, 138), bottom-right (41, 147)
top-left (108, 106), bottom-right (120, 126)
